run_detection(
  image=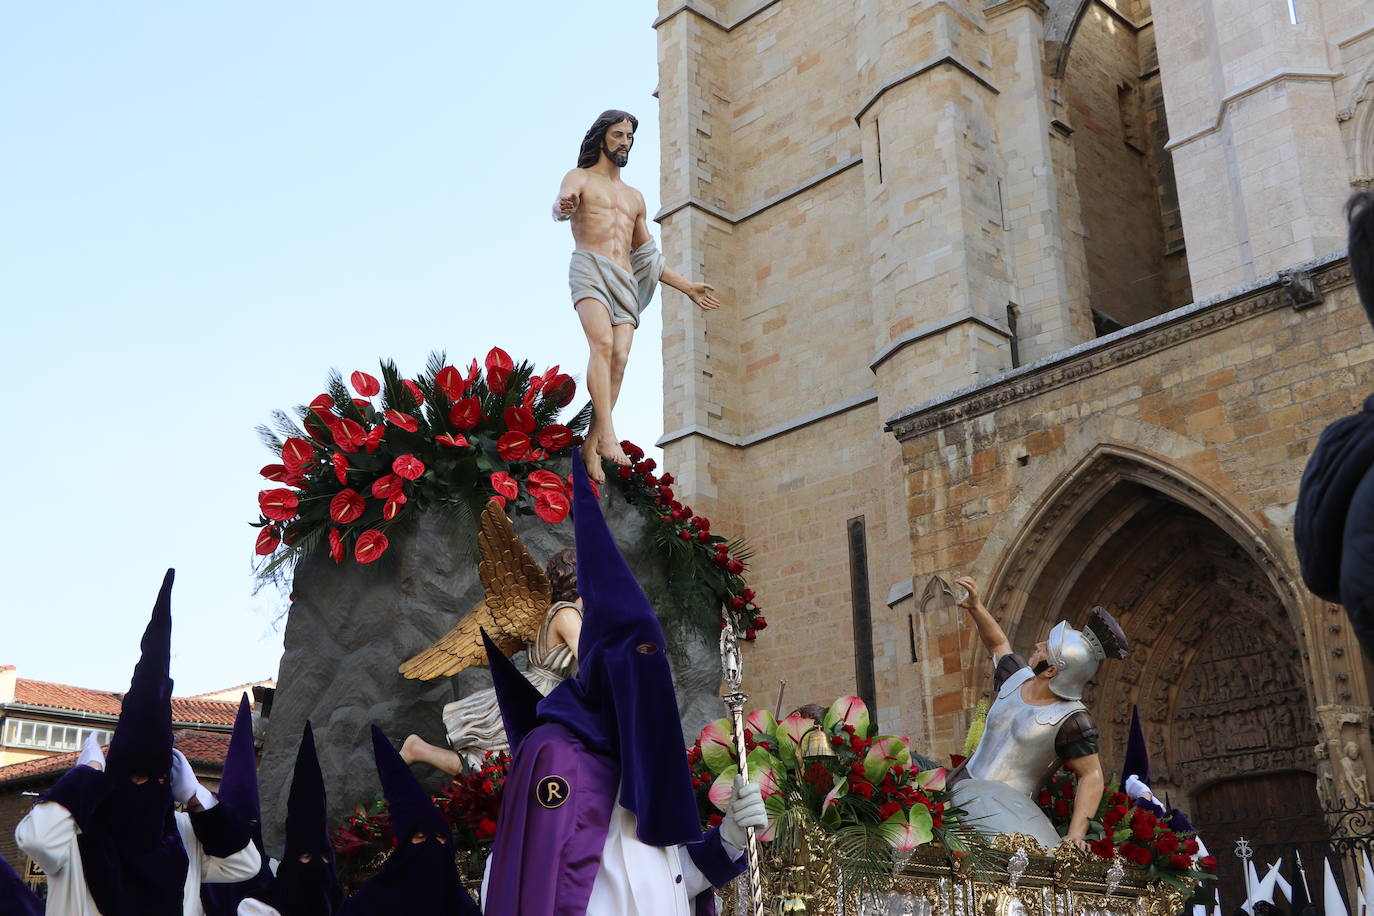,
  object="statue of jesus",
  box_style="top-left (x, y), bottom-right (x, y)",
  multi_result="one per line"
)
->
top-left (554, 109), bottom-right (722, 483)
